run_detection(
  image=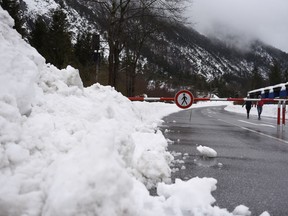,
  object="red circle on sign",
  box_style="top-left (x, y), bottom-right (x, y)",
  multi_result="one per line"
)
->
top-left (175, 90), bottom-right (194, 109)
